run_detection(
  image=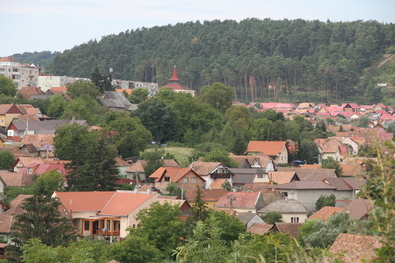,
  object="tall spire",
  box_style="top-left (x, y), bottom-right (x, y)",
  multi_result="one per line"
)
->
top-left (168, 65), bottom-right (181, 83)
